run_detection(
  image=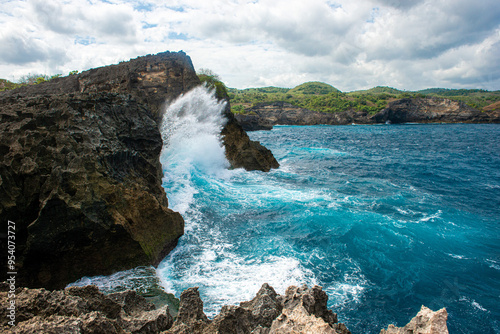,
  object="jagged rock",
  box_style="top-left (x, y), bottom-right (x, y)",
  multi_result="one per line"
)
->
top-left (0, 283), bottom-right (449, 334)
top-left (0, 284), bottom-right (173, 333)
top-left (166, 287), bottom-right (209, 334)
top-left (164, 284), bottom-right (349, 334)
top-left (222, 109), bottom-right (280, 172)
top-left (380, 306), bottom-right (449, 334)
top-left (280, 285), bottom-right (338, 327)
top-left (239, 283), bottom-right (283, 328)
top-left (269, 306), bottom-right (338, 334)
top-left (0, 51), bottom-right (278, 289)
top-left (202, 283), bottom-right (283, 333)
top-left (110, 290), bottom-right (173, 334)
